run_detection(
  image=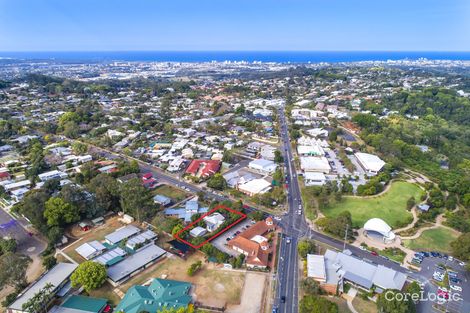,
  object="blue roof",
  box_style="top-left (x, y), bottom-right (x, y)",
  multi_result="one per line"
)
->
top-left (153, 194), bottom-right (171, 204)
